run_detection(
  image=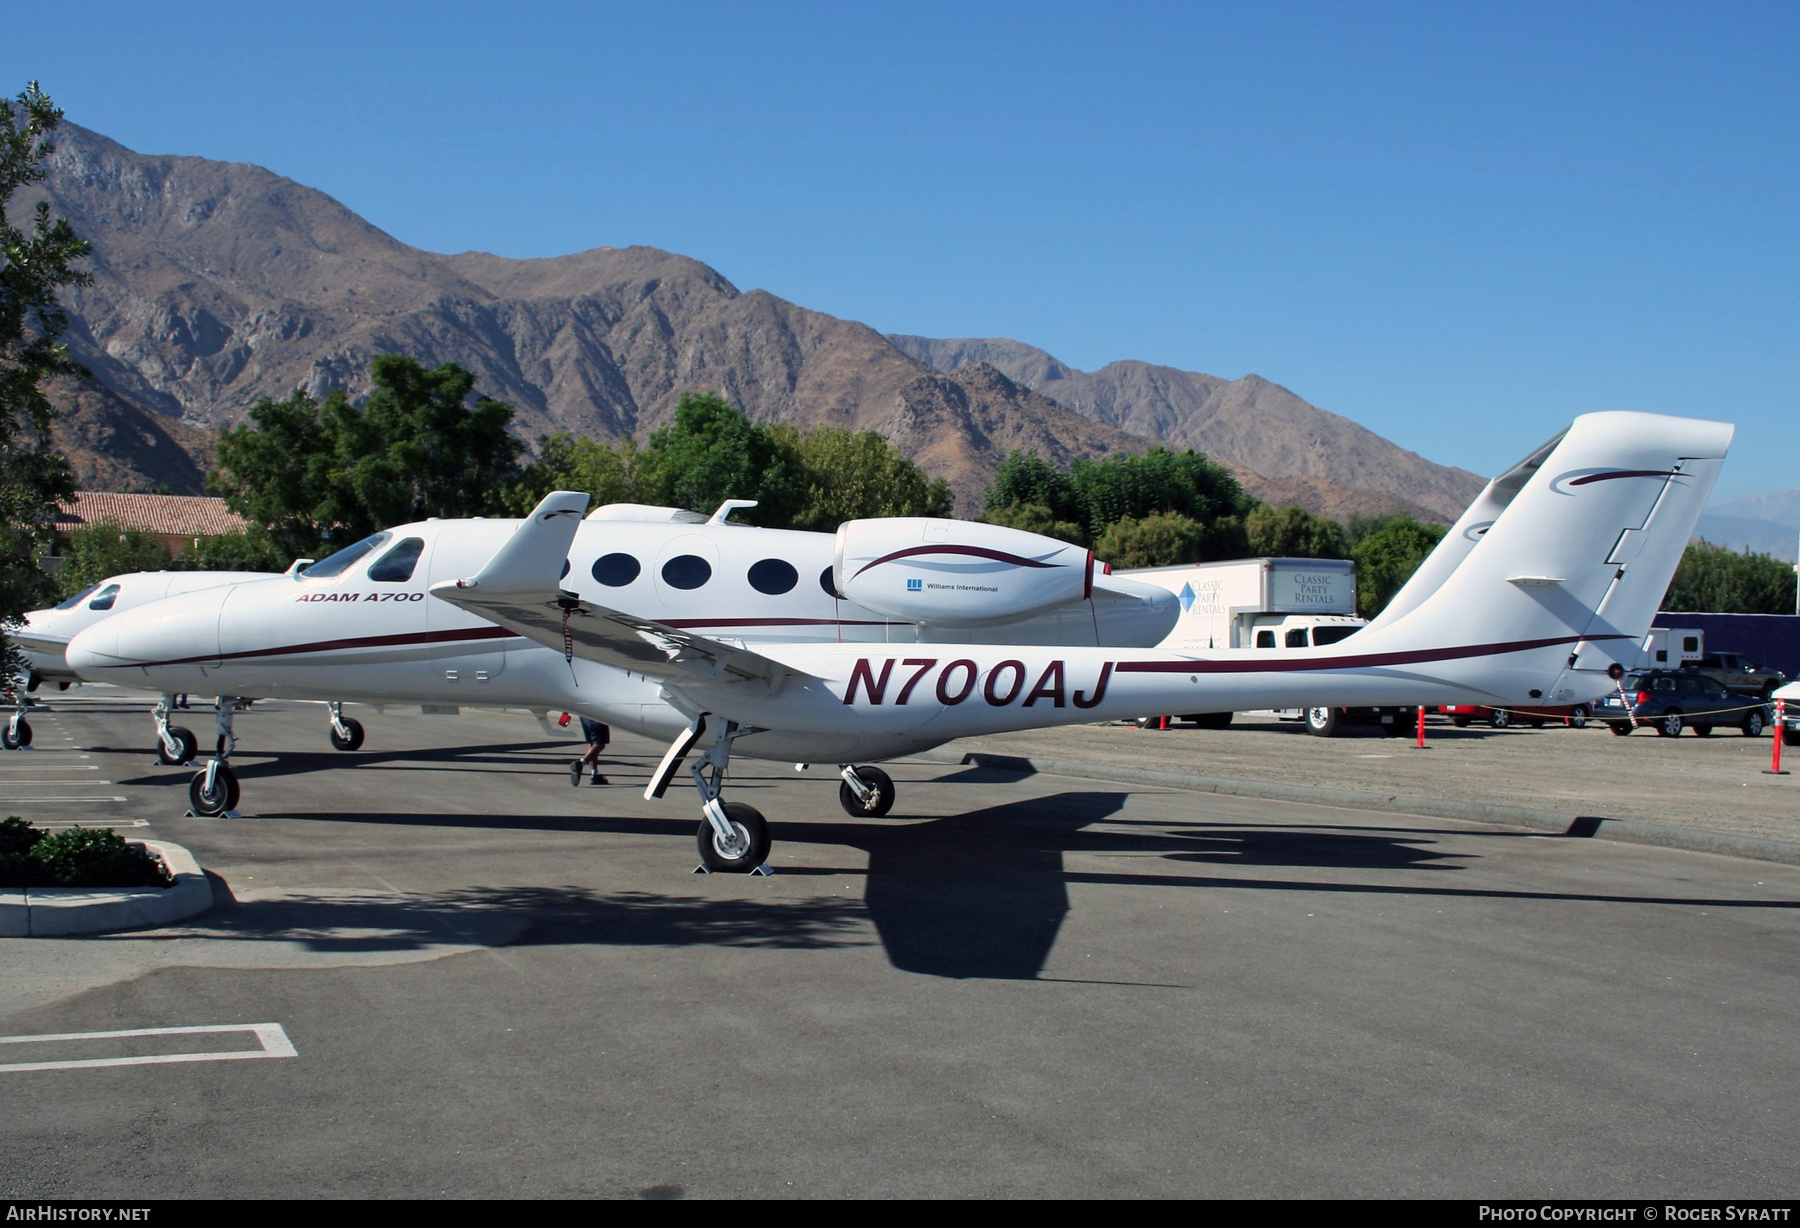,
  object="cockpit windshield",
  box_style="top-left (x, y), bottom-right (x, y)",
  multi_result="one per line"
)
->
top-left (300, 532), bottom-right (391, 579)
top-left (368, 537), bottom-right (425, 582)
top-left (54, 584), bottom-right (102, 611)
